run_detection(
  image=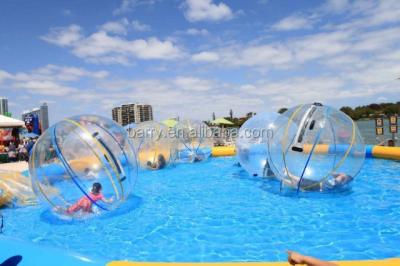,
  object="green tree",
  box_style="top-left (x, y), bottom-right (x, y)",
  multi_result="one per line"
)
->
top-left (340, 106), bottom-right (353, 117)
top-left (278, 108), bottom-right (288, 114)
